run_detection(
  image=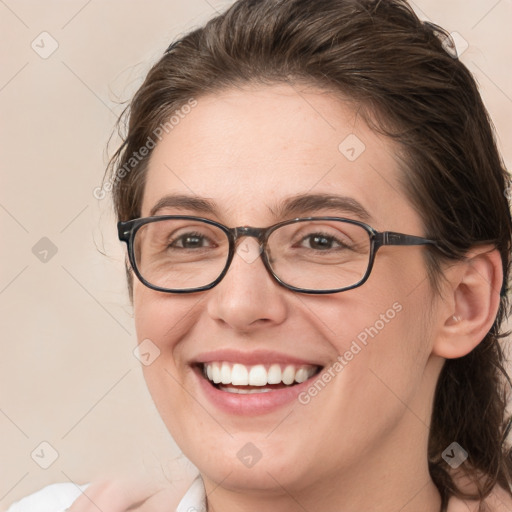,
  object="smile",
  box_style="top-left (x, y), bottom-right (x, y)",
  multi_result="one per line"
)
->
top-left (201, 362), bottom-right (320, 393)
top-left (190, 349), bottom-right (326, 414)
